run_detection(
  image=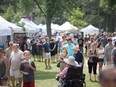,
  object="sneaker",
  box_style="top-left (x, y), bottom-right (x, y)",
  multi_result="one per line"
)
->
top-left (16, 83), bottom-right (19, 87)
top-left (45, 66), bottom-right (49, 69)
top-left (49, 66), bottom-right (52, 69)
